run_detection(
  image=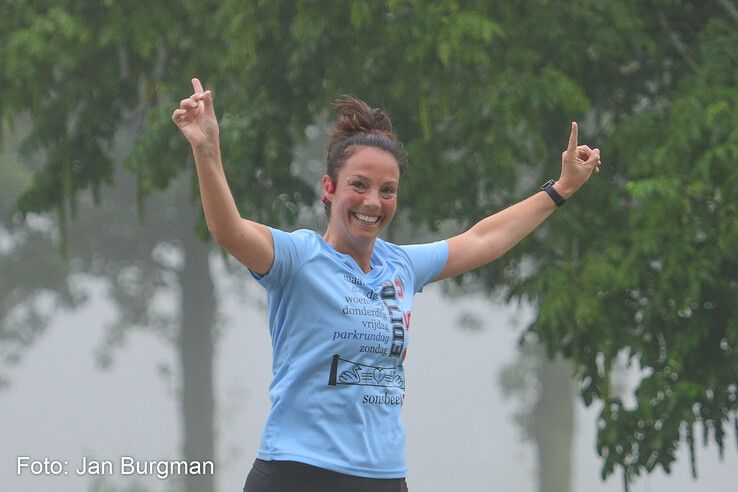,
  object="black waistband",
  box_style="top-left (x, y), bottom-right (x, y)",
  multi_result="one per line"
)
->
top-left (244, 458), bottom-right (408, 492)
